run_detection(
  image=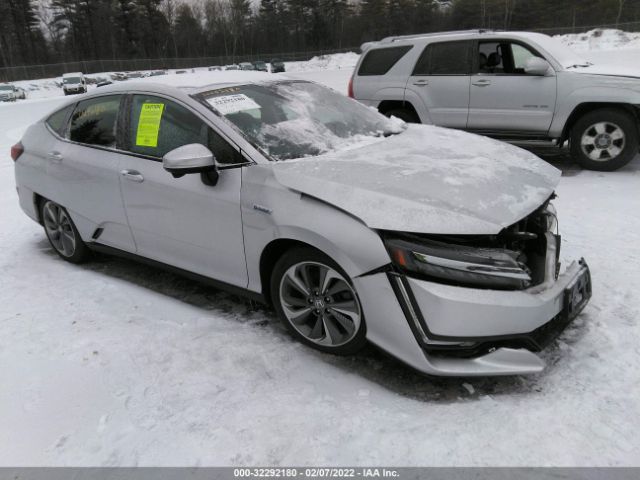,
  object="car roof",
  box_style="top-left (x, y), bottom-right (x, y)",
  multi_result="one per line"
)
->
top-left (88, 71), bottom-right (283, 97)
top-left (63, 72), bottom-right (83, 77)
top-left (362, 30), bottom-right (552, 50)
